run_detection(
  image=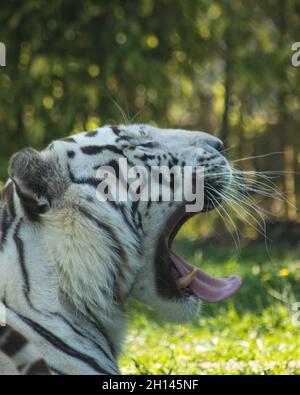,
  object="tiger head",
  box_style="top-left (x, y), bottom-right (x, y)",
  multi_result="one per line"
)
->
top-left (8, 125), bottom-right (241, 332)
